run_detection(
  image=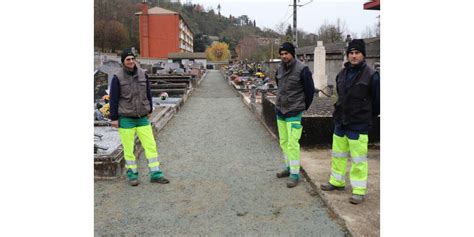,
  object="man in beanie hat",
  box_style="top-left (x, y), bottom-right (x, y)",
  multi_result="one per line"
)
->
top-left (320, 39), bottom-right (380, 204)
top-left (346, 39), bottom-right (366, 57)
top-left (275, 42), bottom-right (315, 188)
top-left (109, 48), bottom-right (170, 186)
